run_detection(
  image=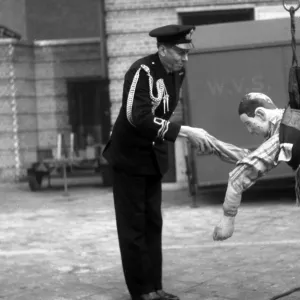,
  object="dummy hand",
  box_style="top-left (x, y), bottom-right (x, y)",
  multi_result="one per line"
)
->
top-left (179, 126), bottom-right (212, 153)
top-left (213, 215), bottom-right (235, 241)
